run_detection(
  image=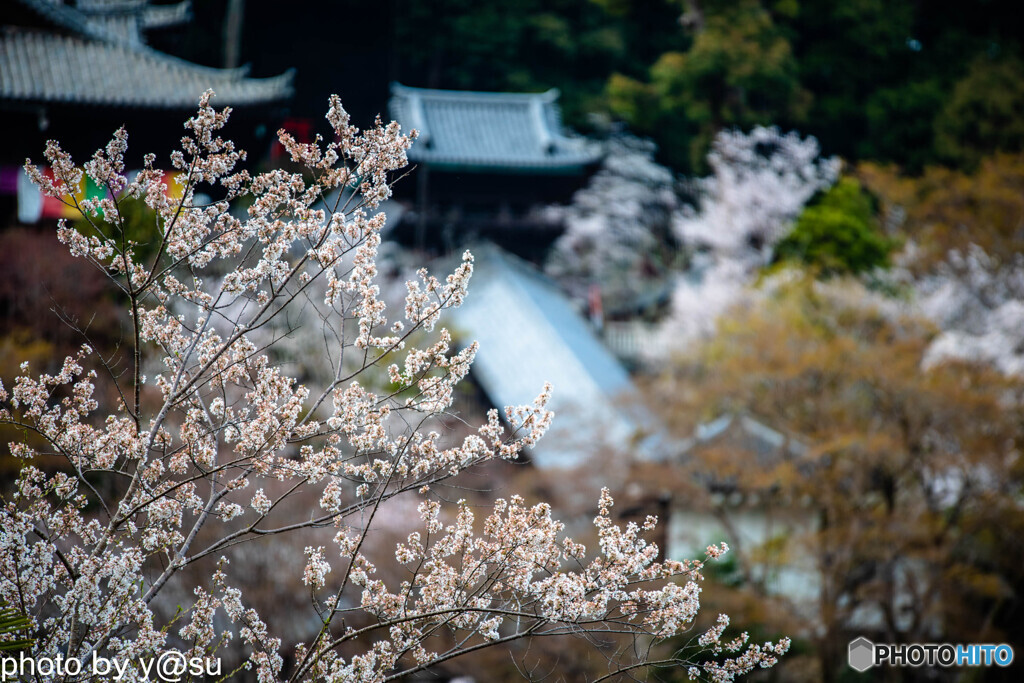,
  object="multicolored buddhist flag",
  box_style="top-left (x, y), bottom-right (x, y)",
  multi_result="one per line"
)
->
top-left (17, 166), bottom-right (106, 223)
top-left (17, 167), bottom-right (186, 223)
